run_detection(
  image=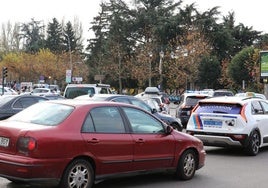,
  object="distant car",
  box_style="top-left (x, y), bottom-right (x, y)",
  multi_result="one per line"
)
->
top-left (75, 94), bottom-right (183, 131)
top-left (0, 86), bottom-right (18, 95)
top-left (176, 93), bottom-right (209, 128)
top-left (142, 97), bottom-right (162, 112)
top-left (186, 96), bottom-right (268, 156)
top-left (48, 84), bottom-right (61, 94)
top-left (136, 87), bottom-right (170, 113)
top-left (0, 94), bottom-right (48, 120)
top-left (0, 100), bottom-right (206, 187)
top-left (235, 92), bottom-right (266, 100)
top-left (212, 89), bottom-right (234, 97)
top-left (30, 88), bottom-right (54, 96)
top-left (63, 83), bottom-right (112, 99)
